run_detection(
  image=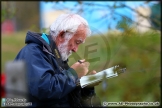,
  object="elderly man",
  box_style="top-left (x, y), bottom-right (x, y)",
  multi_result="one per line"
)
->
top-left (14, 14), bottom-right (101, 107)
